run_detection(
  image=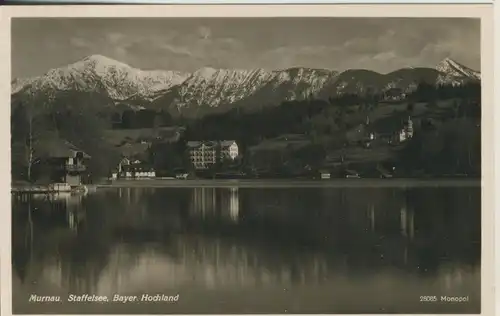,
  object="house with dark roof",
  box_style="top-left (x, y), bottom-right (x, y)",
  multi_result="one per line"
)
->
top-left (111, 157), bottom-right (156, 179)
top-left (34, 138), bottom-right (91, 187)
